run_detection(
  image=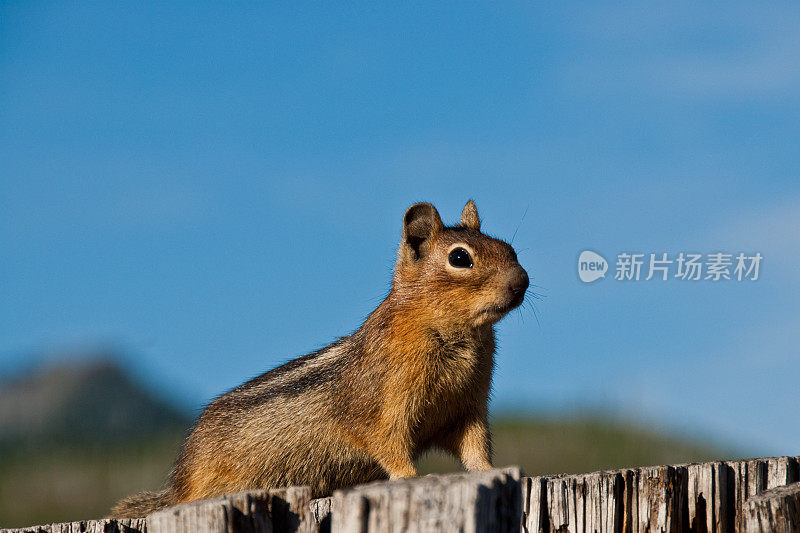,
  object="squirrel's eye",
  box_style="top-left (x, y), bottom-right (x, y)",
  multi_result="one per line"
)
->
top-left (448, 247), bottom-right (473, 269)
